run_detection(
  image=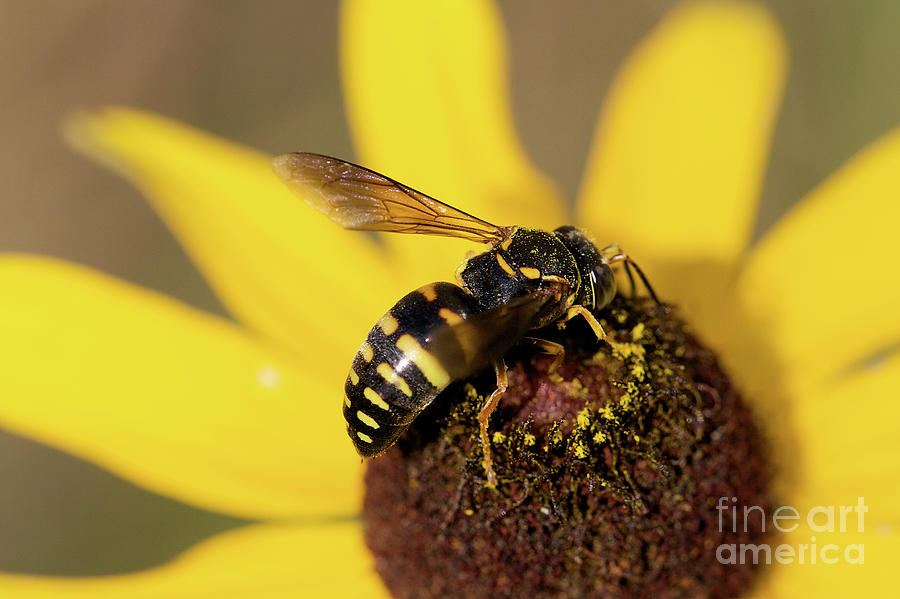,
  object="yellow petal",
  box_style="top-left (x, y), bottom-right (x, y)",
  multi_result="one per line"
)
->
top-left (577, 0), bottom-right (786, 328)
top-left (341, 0), bottom-right (564, 287)
top-left (65, 107), bottom-right (396, 359)
top-left (747, 526), bottom-right (897, 598)
top-left (0, 522), bottom-right (389, 599)
top-left (732, 127), bottom-right (900, 395)
top-left (0, 256), bottom-right (361, 520)
top-left (786, 352), bottom-right (900, 523)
